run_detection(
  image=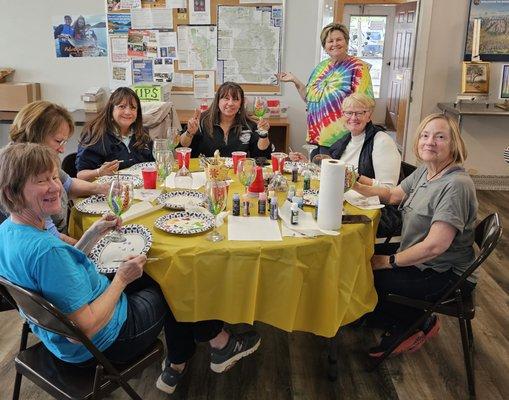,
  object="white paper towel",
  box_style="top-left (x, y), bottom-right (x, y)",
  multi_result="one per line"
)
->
top-left (317, 159), bottom-right (345, 231)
